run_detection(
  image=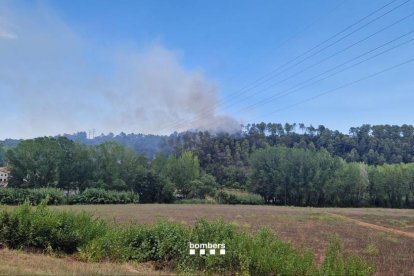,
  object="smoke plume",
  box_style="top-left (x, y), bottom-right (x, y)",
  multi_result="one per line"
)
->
top-left (0, 2), bottom-right (240, 139)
